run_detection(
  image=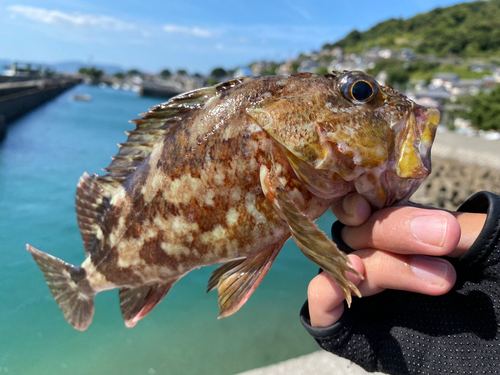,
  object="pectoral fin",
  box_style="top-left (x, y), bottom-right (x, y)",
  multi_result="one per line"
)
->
top-left (216, 240), bottom-right (285, 318)
top-left (119, 281), bottom-right (176, 328)
top-left (275, 187), bottom-right (363, 306)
